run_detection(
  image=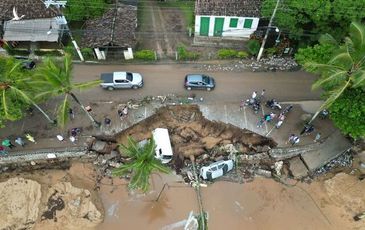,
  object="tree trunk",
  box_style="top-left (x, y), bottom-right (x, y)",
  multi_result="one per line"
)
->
top-left (69, 92), bottom-right (100, 127)
top-left (32, 103), bottom-right (56, 124)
